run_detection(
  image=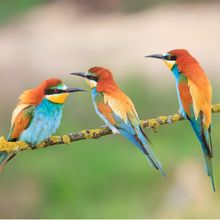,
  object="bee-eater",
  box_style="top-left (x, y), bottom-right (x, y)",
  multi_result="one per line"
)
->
top-left (0, 78), bottom-right (84, 170)
top-left (71, 67), bottom-right (165, 175)
top-left (146, 49), bottom-right (214, 190)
